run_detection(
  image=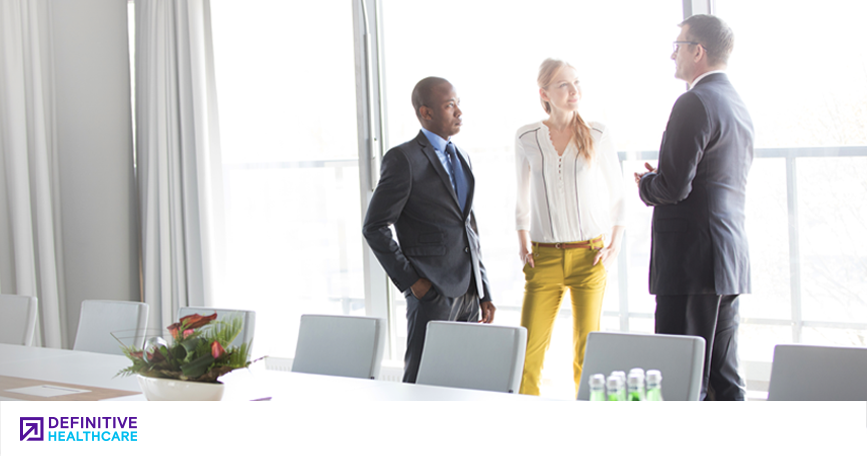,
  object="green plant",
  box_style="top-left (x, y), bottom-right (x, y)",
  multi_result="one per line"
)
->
top-left (117, 313), bottom-right (251, 383)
